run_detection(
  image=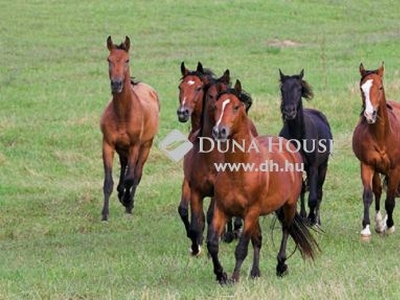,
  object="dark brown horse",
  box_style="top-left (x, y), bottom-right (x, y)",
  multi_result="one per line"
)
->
top-left (100, 36), bottom-right (160, 221)
top-left (352, 63), bottom-right (400, 238)
top-left (207, 80), bottom-right (319, 284)
top-left (278, 70), bottom-right (332, 226)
